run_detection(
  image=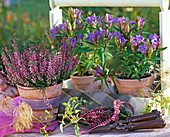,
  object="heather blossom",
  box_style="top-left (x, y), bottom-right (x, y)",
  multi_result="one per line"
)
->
top-left (79, 106), bottom-right (113, 128)
top-left (79, 105), bottom-right (130, 129)
top-left (0, 38), bottom-right (79, 88)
